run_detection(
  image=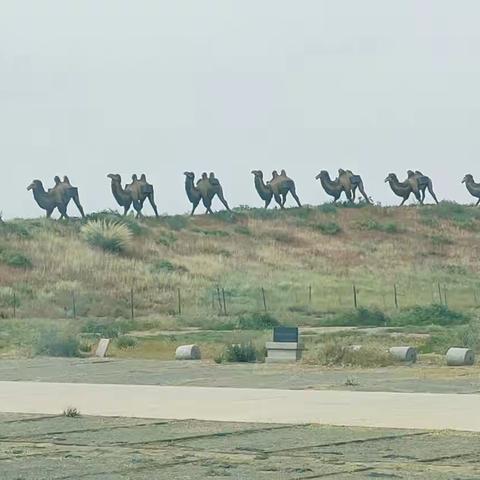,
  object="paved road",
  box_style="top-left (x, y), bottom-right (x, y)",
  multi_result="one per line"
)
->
top-left (1, 381), bottom-right (479, 432)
